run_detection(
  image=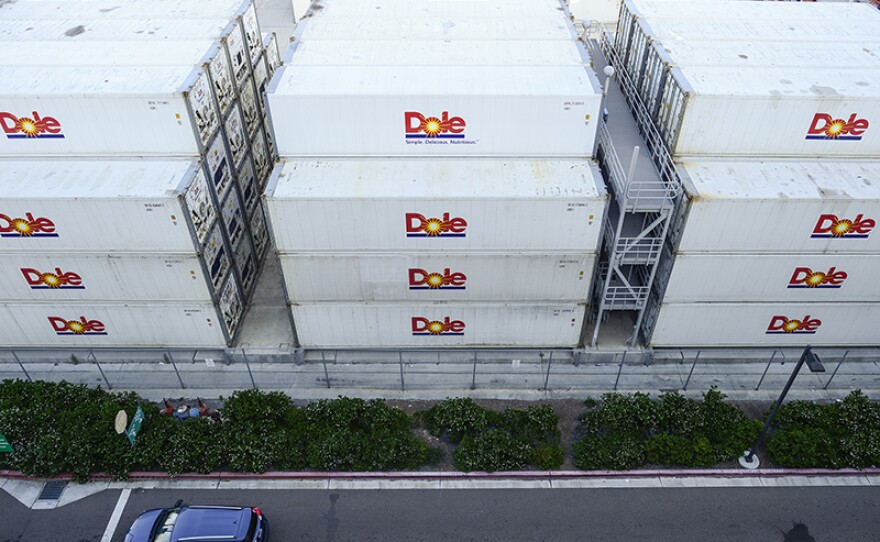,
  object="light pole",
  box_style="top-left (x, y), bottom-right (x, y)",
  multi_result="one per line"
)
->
top-left (739, 345), bottom-right (825, 469)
